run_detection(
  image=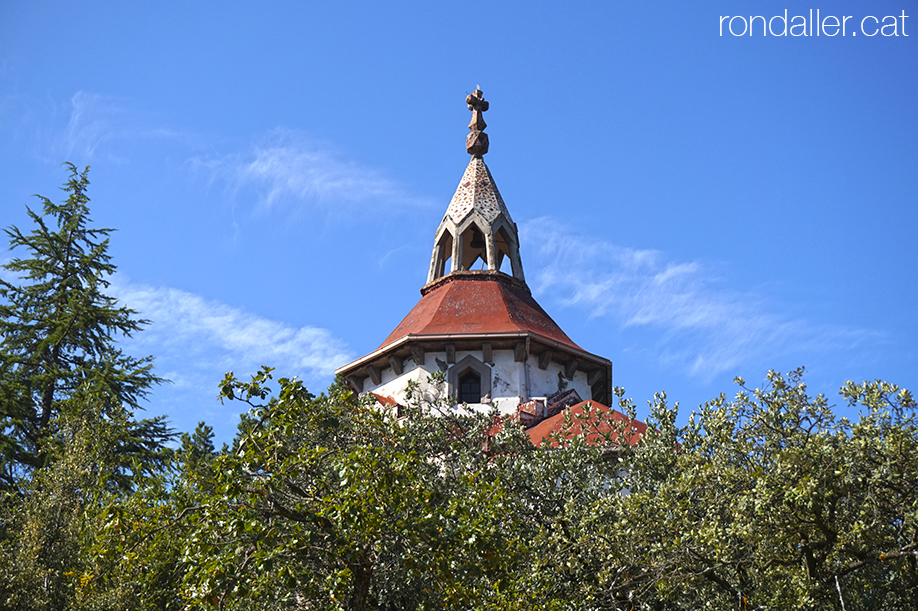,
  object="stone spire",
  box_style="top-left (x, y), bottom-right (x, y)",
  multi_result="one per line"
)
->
top-left (426, 89), bottom-right (525, 286)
